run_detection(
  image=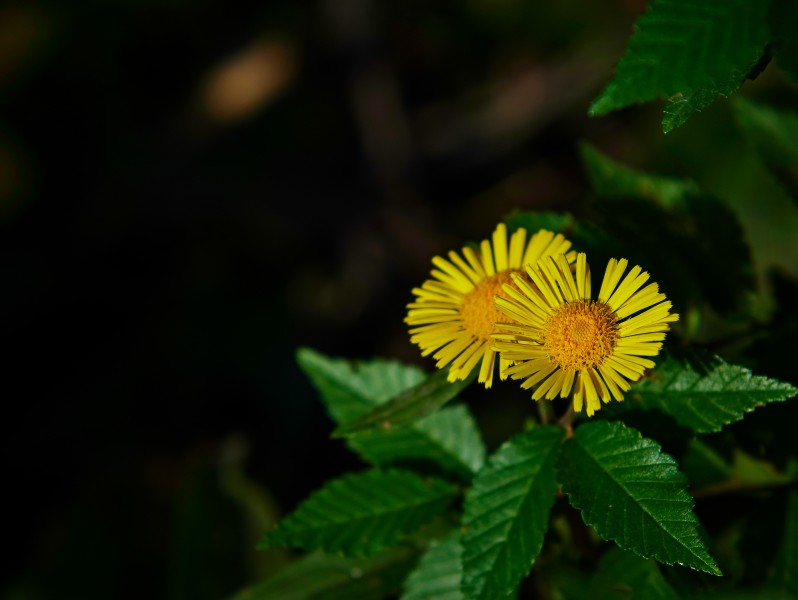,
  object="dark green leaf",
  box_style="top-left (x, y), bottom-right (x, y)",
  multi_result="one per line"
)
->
top-left (590, 0), bottom-right (771, 132)
top-left (732, 97), bottom-right (798, 204)
top-left (503, 210), bottom-right (620, 261)
top-left (333, 368), bottom-right (473, 438)
top-left (258, 469), bottom-right (458, 557)
top-left (769, 489), bottom-right (798, 595)
top-left (580, 142), bottom-right (698, 209)
top-left (733, 98), bottom-right (798, 167)
top-left (558, 421), bottom-right (720, 575)
top-left (298, 348), bottom-right (484, 477)
top-left (462, 425), bottom-right (564, 599)
top-left (348, 405), bottom-right (485, 479)
top-left (546, 566), bottom-right (591, 600)
top-left (227, 546), bottom-right (419, 600)
top-left (771, 0), bottom-right (798, 87)
top-left (628, 354), bottom-right (798, 433)
top-left (681, 439), bottom-right (732, 487)
top-left (297, 347), bottom-right (425, 425)
top-left (503, 210), bottom-right (577, 235)
top-left (591, 193), bottom-right (753, 314)
top-left (589, 547), bottom-right (679, 600)
top-left (573, 149), bottom-right (753, 313)
top-left (730, 450), bottom-right (791, 487)
top-left (401, 530), bottom-right (463, 600)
